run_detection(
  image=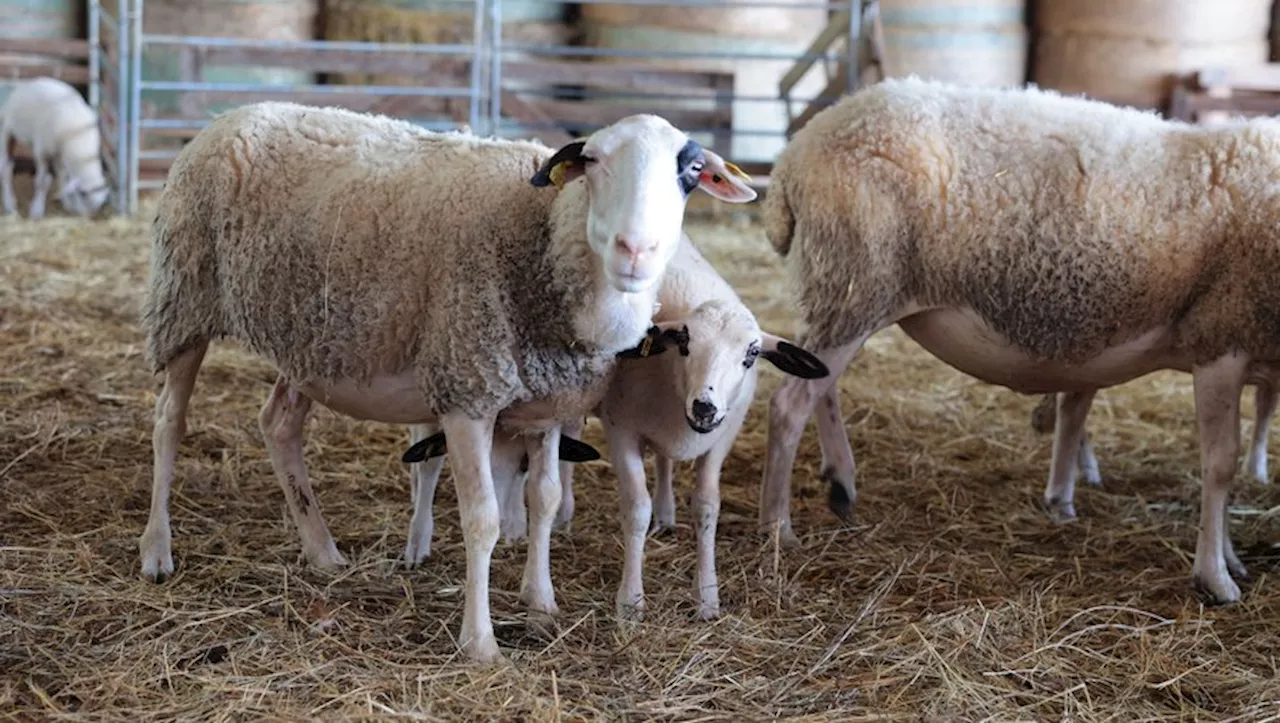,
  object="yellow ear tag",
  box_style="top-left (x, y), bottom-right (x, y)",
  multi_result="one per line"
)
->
top-left (549, 161), bottom-right (574, 191)
top-left (638, 333), bottom-right (654, 357)
top-left (723, 161), bottom-right (753, 183)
